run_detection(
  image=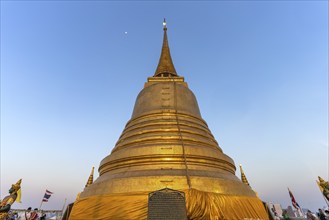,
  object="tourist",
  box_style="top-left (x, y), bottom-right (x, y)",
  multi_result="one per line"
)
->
top-left (29, 208), bottom-right (38, 220)
top-left (18, 207), bottom-right (31, 220)
top-left (6, 210), bottom-right (13, 220)
top-left (271, 208), bottom-right (280, 220)
top-left (40, 211), bottom-right (46, 220)
top-left (282, 210), bottom-right (290, 220)
top-left (307, 210), bottom-right (317, 220)
top-left (324, 210), bottom-right (329, 219)
top-left (318, 209), bottom-right (326, 220)
top-left (12, 212), bottom-right (18, 220)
